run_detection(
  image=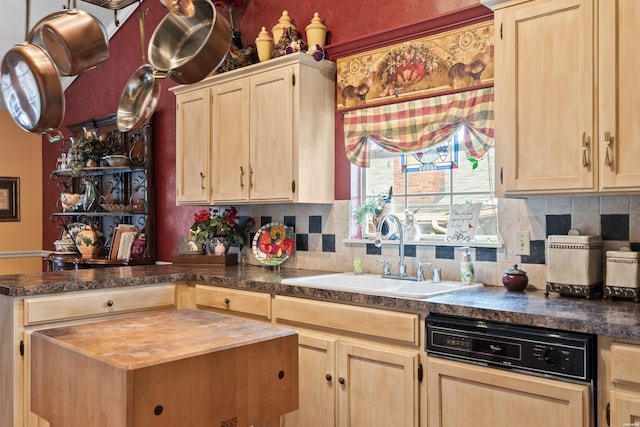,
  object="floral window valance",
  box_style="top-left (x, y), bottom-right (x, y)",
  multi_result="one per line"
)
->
top-left (343, 87), bottom-right (494, 167)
